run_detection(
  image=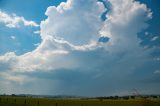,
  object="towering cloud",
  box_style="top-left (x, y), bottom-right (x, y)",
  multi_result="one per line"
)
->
top-left (40, 0), bottom-right (105, 48)
top-left (0, 0), bottom-right (159, 96)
